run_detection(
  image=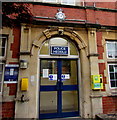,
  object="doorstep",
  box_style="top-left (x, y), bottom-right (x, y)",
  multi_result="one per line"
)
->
top-left (43, 117), bottom-right (96, 120)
